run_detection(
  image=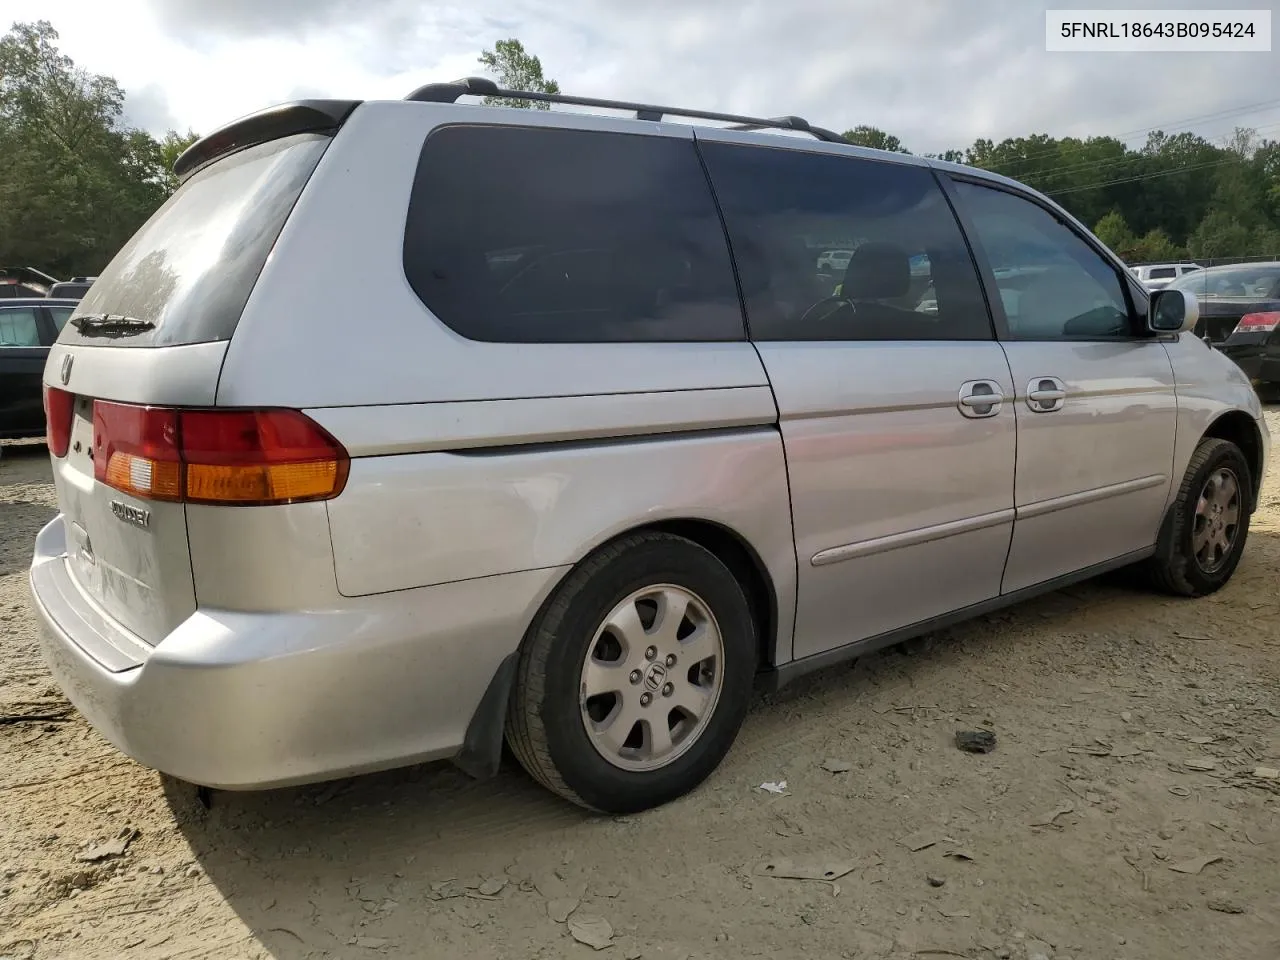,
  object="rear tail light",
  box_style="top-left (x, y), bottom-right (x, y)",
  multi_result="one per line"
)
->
top-left (1234, 311), bottom-right (1280, 333)
top-left (43, 386), bottom-right (74, 458)
top-left (93, 403), bottom-right (183, 501)
top-left (91, 402), bottom-right (348, 506)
